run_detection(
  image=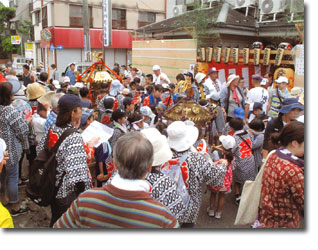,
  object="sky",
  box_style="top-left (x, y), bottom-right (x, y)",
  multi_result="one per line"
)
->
top-left (0, 0), bottom-right (8, 7)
